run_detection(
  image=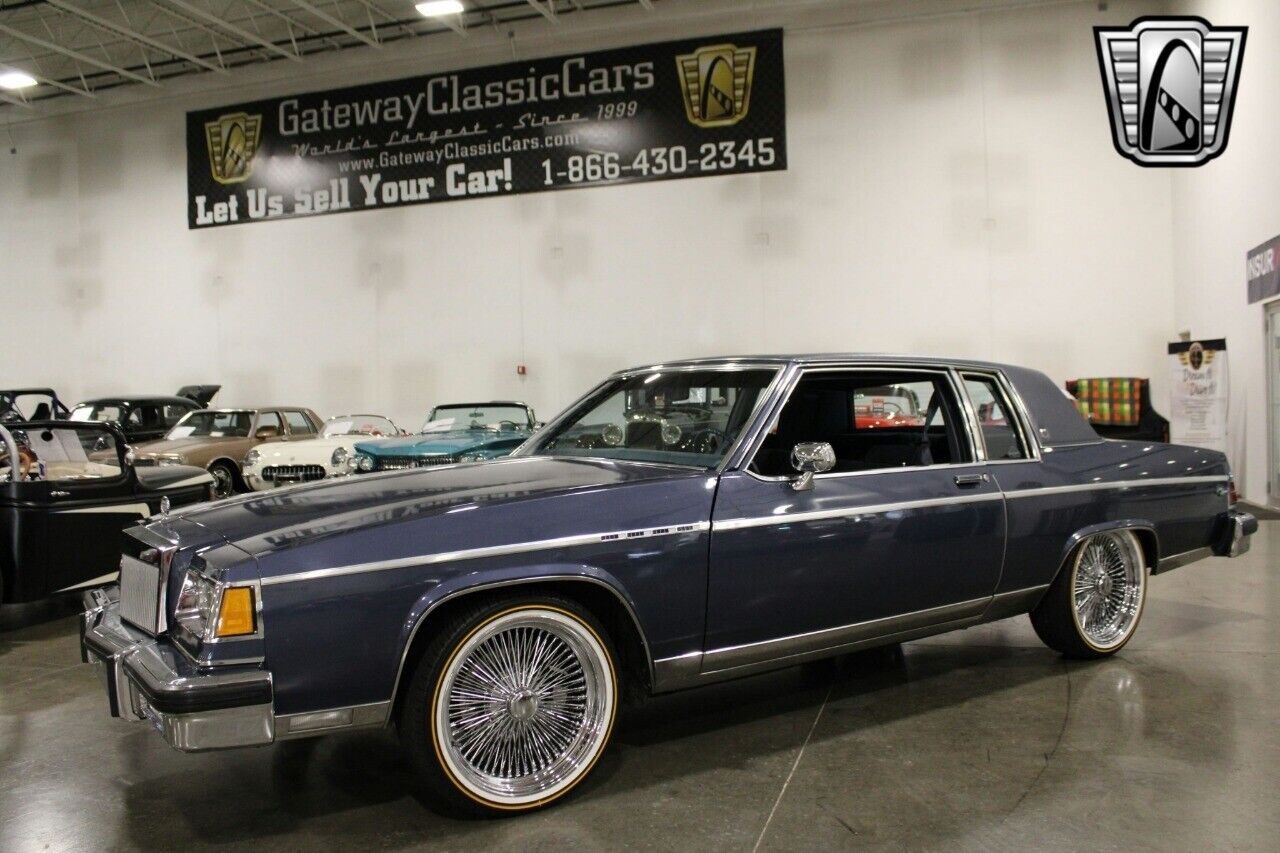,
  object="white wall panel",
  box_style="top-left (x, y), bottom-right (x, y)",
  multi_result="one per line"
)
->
top-left (1, 0), bottom-right (1178, 435)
